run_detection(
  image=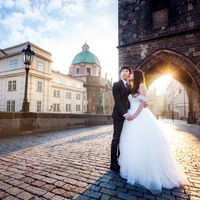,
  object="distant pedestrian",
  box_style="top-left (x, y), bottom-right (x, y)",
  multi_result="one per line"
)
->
top-left (172, 112), bottom-right (175, 121)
